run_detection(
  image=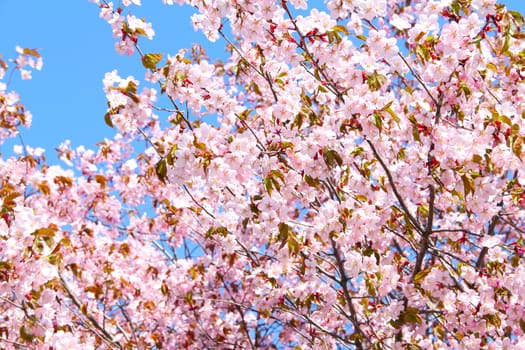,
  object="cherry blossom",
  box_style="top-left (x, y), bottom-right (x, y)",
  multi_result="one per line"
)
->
top-left (1, 0), bottom-right (525, 349)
